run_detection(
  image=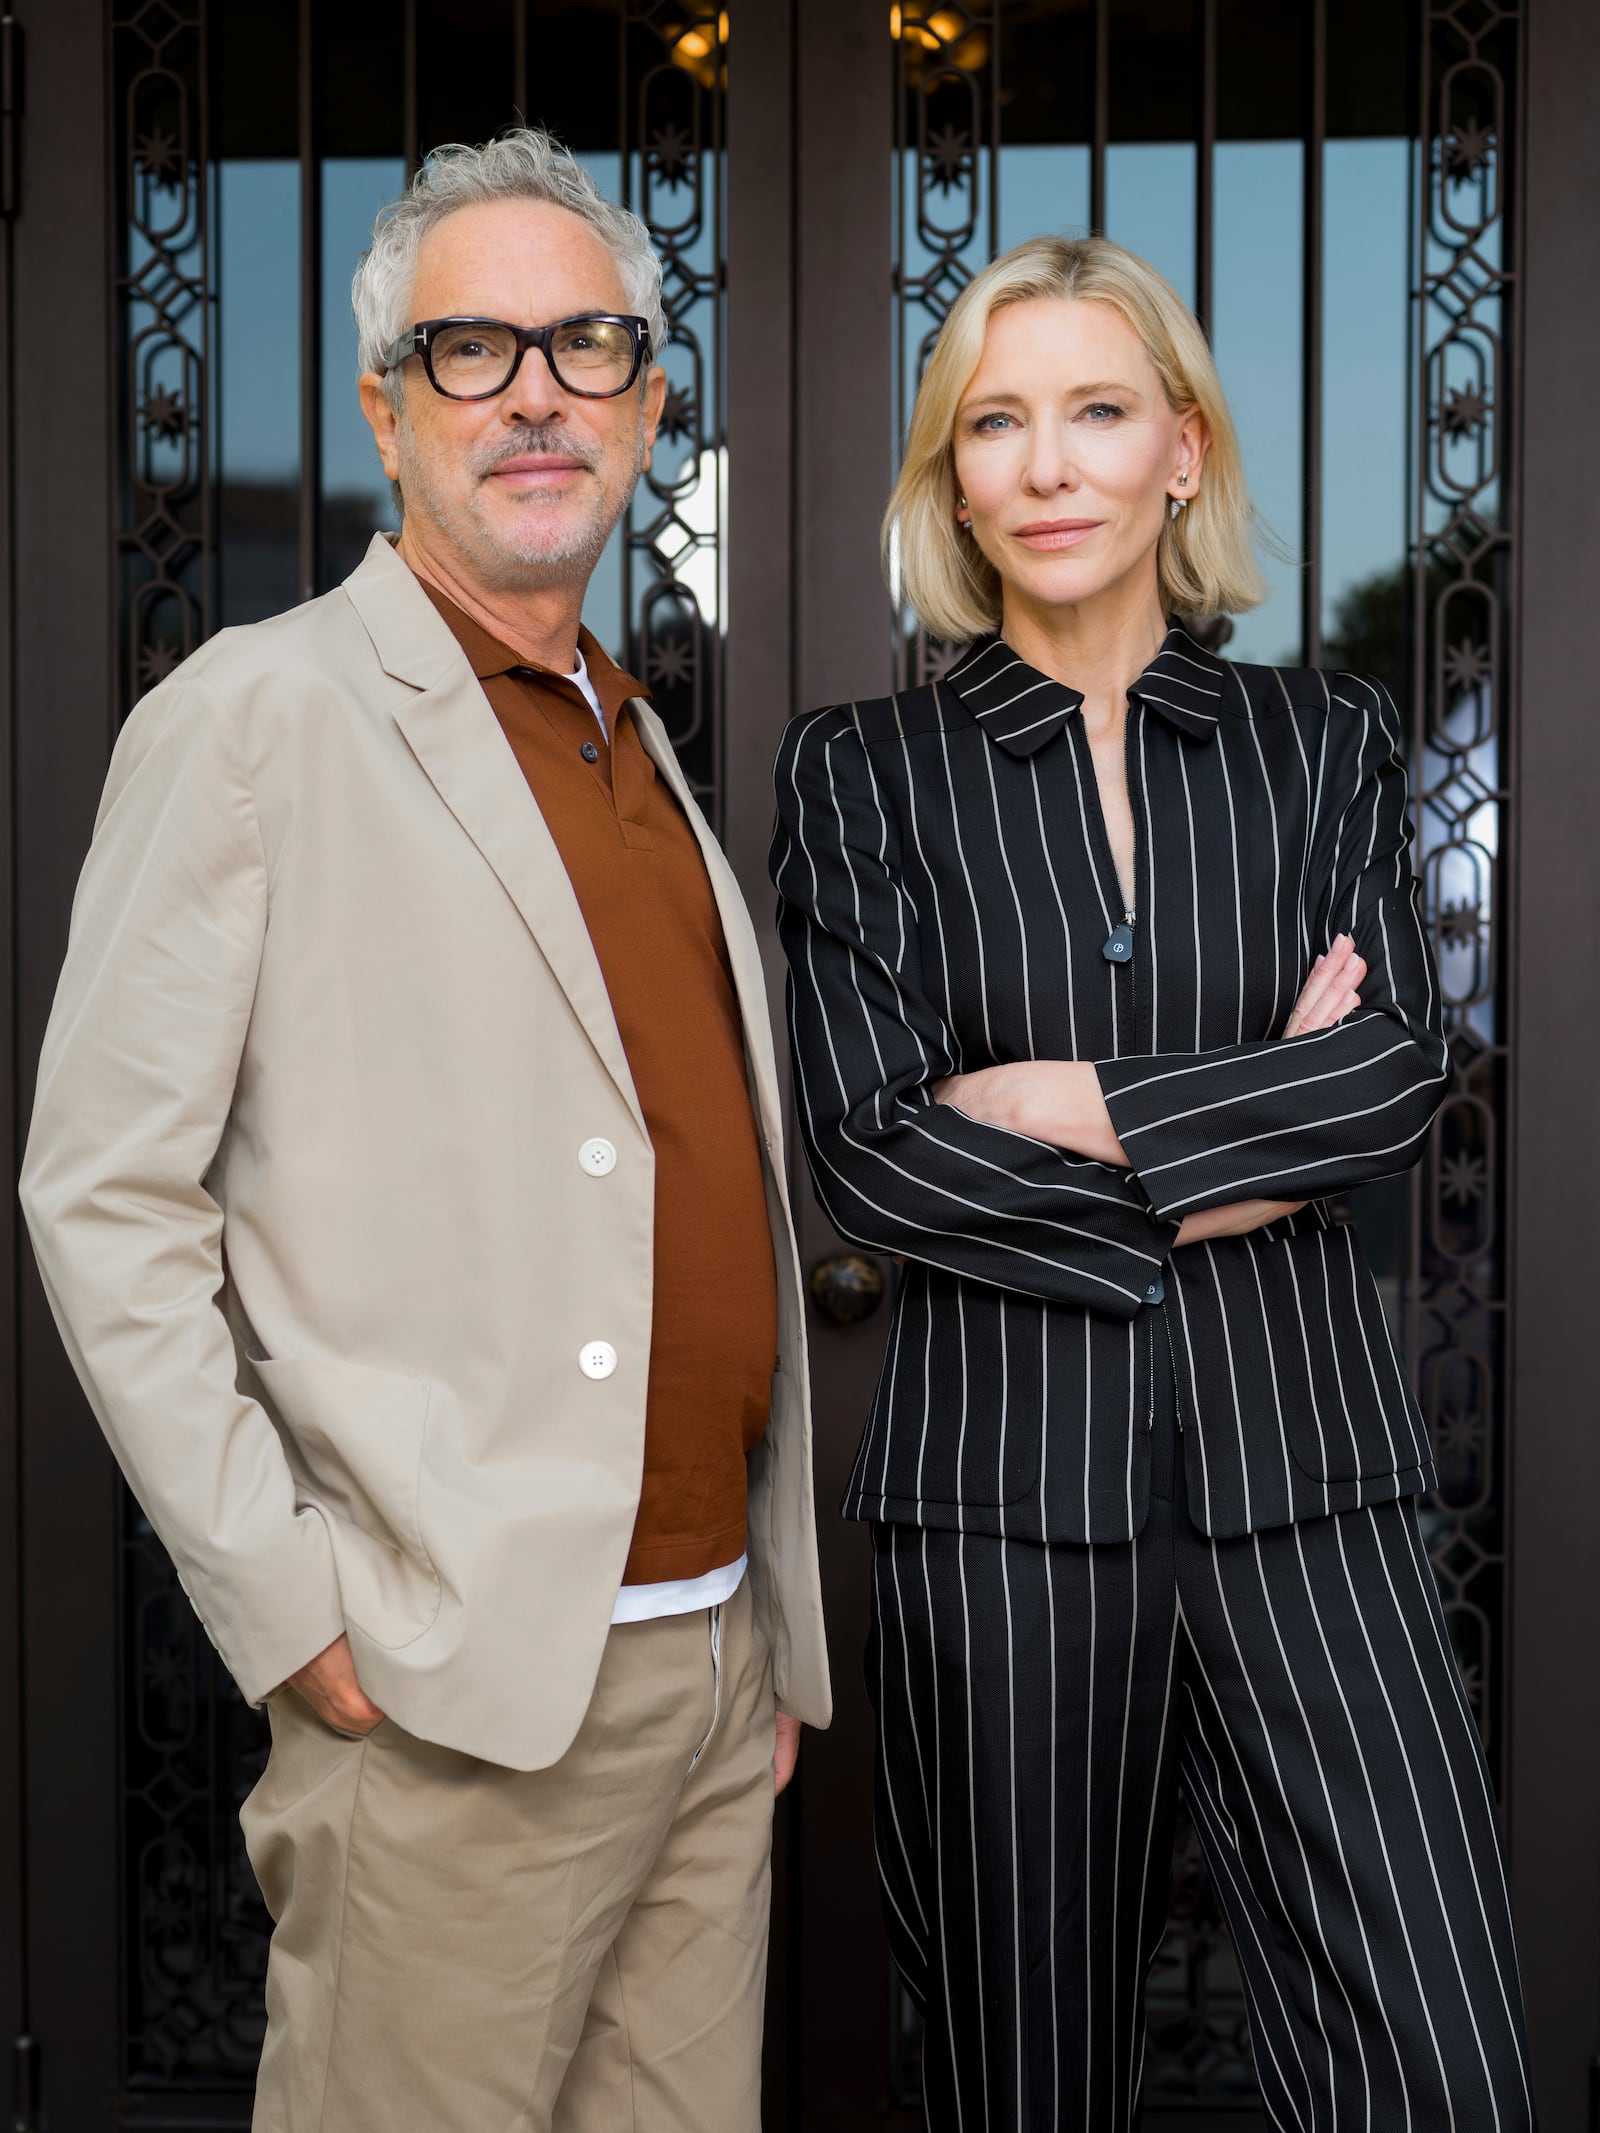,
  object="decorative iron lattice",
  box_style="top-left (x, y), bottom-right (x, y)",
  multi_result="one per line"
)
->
top-left (114, 0), bottom-right (211, 718)
top-left (1408, 0), bottom-right (1520, 1790)
top-left (111, 0), bottom-right (272, 2100)
top-left (621, 0), bottom-right (727, 828)
top-left (891, 2), bottom-right (999, 690)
